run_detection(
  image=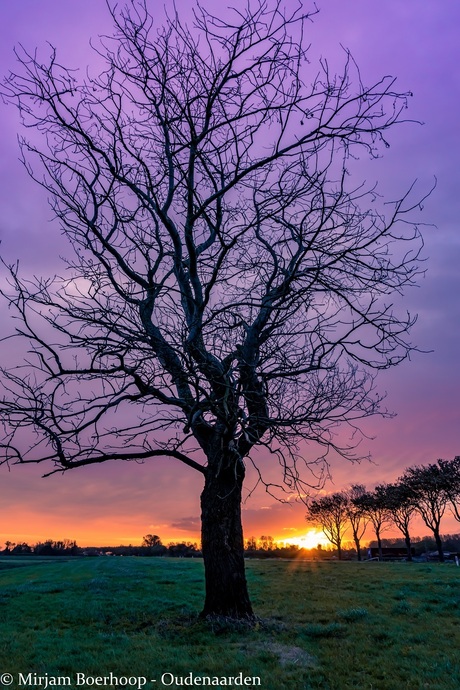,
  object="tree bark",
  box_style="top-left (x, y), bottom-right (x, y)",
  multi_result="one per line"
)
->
top-left (354, 536), bottom-right (362, 562)
top-left (404, 533), bottom-right (413, 562)
top-left (376, 530), bottom-right (383, 561)
top-left (434, 528), bottom-right (444, 563)
top-left (200, 456), bottom-right (254, 620)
